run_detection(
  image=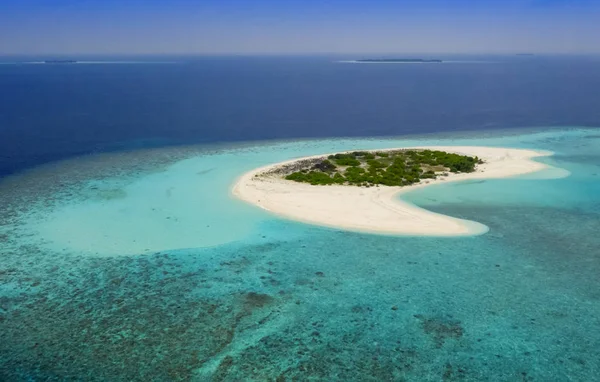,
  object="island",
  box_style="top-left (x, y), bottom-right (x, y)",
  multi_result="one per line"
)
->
top-left (355, 59), bottom-right (443, 63)
top-left (44, 60), bottom-right (78, 64)
top-left (232, 146), bottom-right (555, 236)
